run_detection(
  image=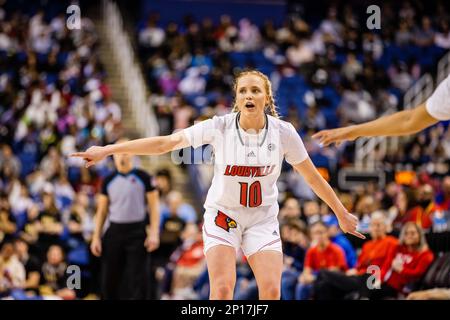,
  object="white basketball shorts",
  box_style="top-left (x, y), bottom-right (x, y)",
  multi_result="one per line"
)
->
top-left (202, 202), bottom-right (282, 258)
